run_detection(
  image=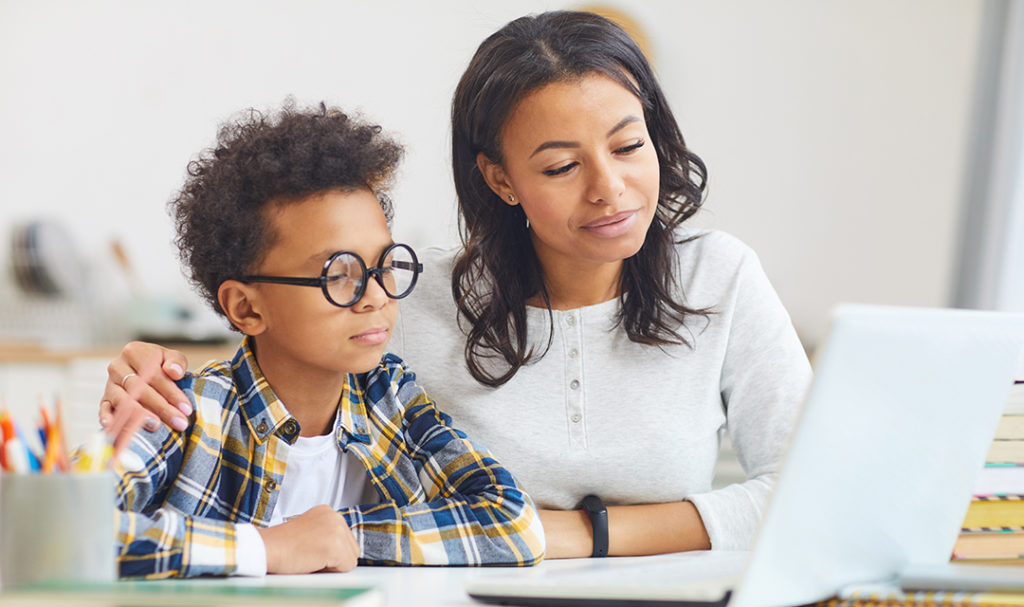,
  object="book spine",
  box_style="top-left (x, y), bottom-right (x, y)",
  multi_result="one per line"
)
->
top-left (961, 526), bottom-right (1024, 533)
top-left (824, 589), bottom-right (1024, 606)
